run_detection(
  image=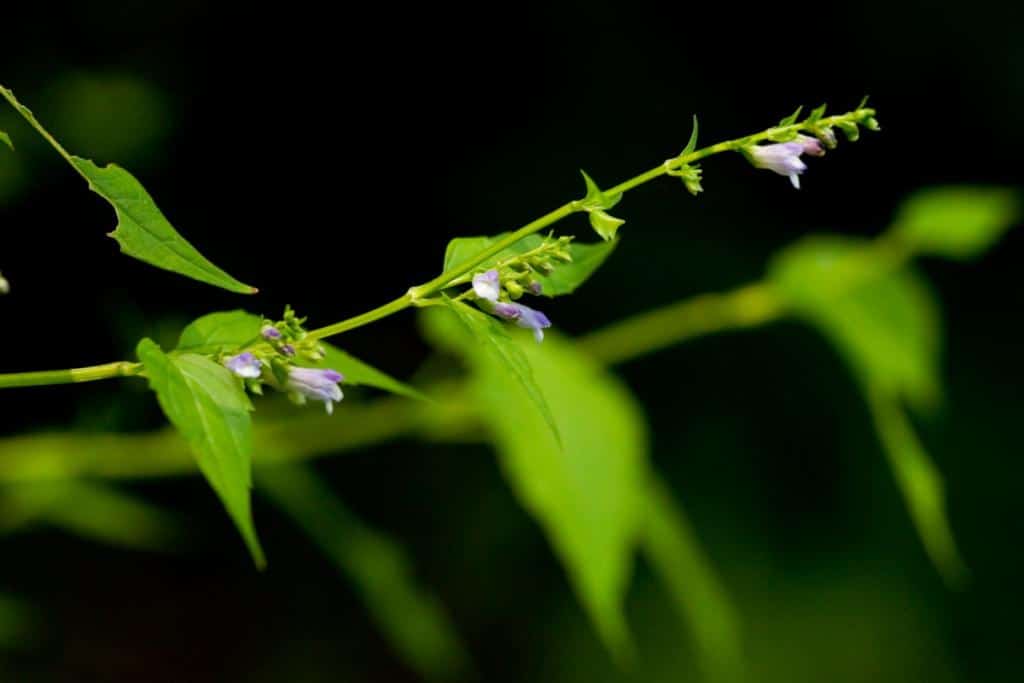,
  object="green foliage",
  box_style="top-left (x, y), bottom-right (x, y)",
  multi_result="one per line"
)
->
top-left (866, 387), bottom-right (966, 585)
top-left (770, 236), bottom-right (941, 409)
top-left (424, 309), bottom-right (648, 660)
top-left (317, 344), bottom-right (428, 402)
top-left (0, 85), bottom-right (256, 294)
top-left (642, 476), bottom-right (744, 683)
top-left (136, 339), bottom-right (265, 567)
top-left (259, 465), bottom-right (469, 680)
top-left (0, 480), bottom-right (182, 551)
top-left (680, 114), bottom-right (699, 155)
top-left (443, 233), bottom-right (617, 298)
top-left (579, 170), bottom-right (626, 241)
top-left (890, 186), bottom-right (1021, 259)
top-left (436, 298), bottom-right (561, 446)
top-left (0, 130), bottom-right (11, 150)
